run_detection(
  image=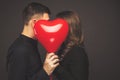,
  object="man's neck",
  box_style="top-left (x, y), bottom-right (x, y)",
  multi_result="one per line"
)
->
top-left (21, 25), bottom-right (36, 40)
